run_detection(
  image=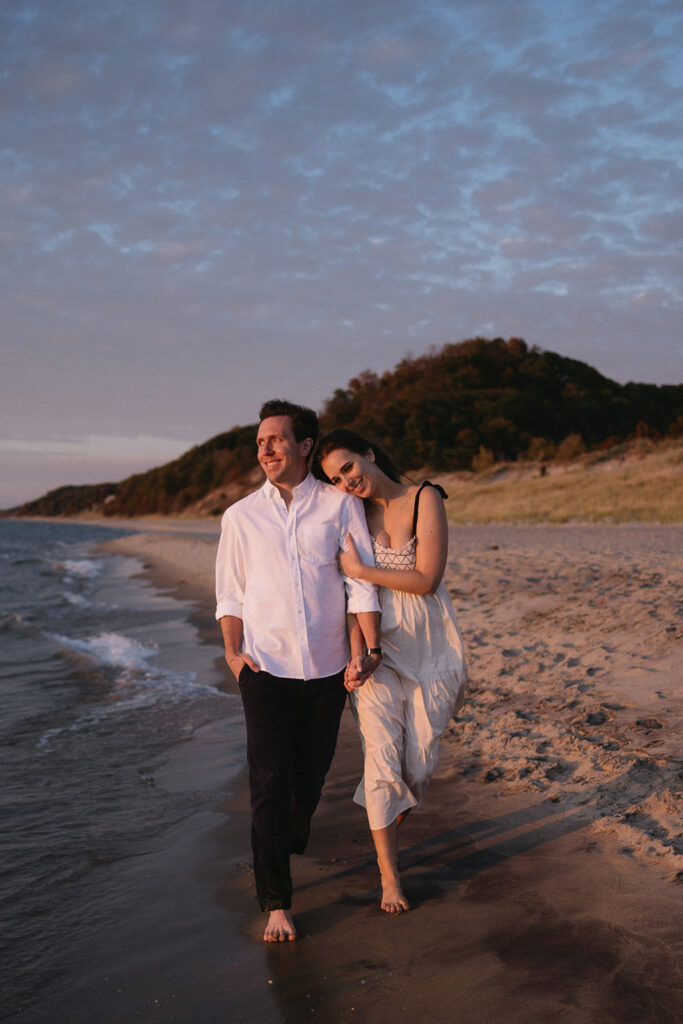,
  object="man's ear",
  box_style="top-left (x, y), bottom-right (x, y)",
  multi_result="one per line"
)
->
top-left (301, 438), bottom-right (313, 455)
